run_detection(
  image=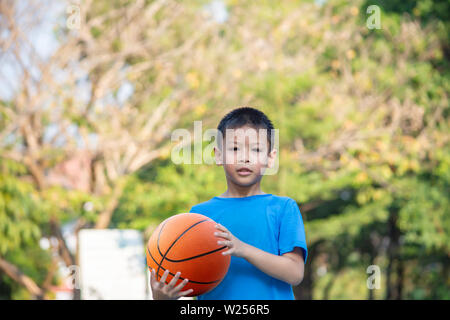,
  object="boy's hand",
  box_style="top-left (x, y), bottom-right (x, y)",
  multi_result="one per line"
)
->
top-left (150, 268), bottom-right (193, 300)
top-left (214, 224), bottom-right (248, 258)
